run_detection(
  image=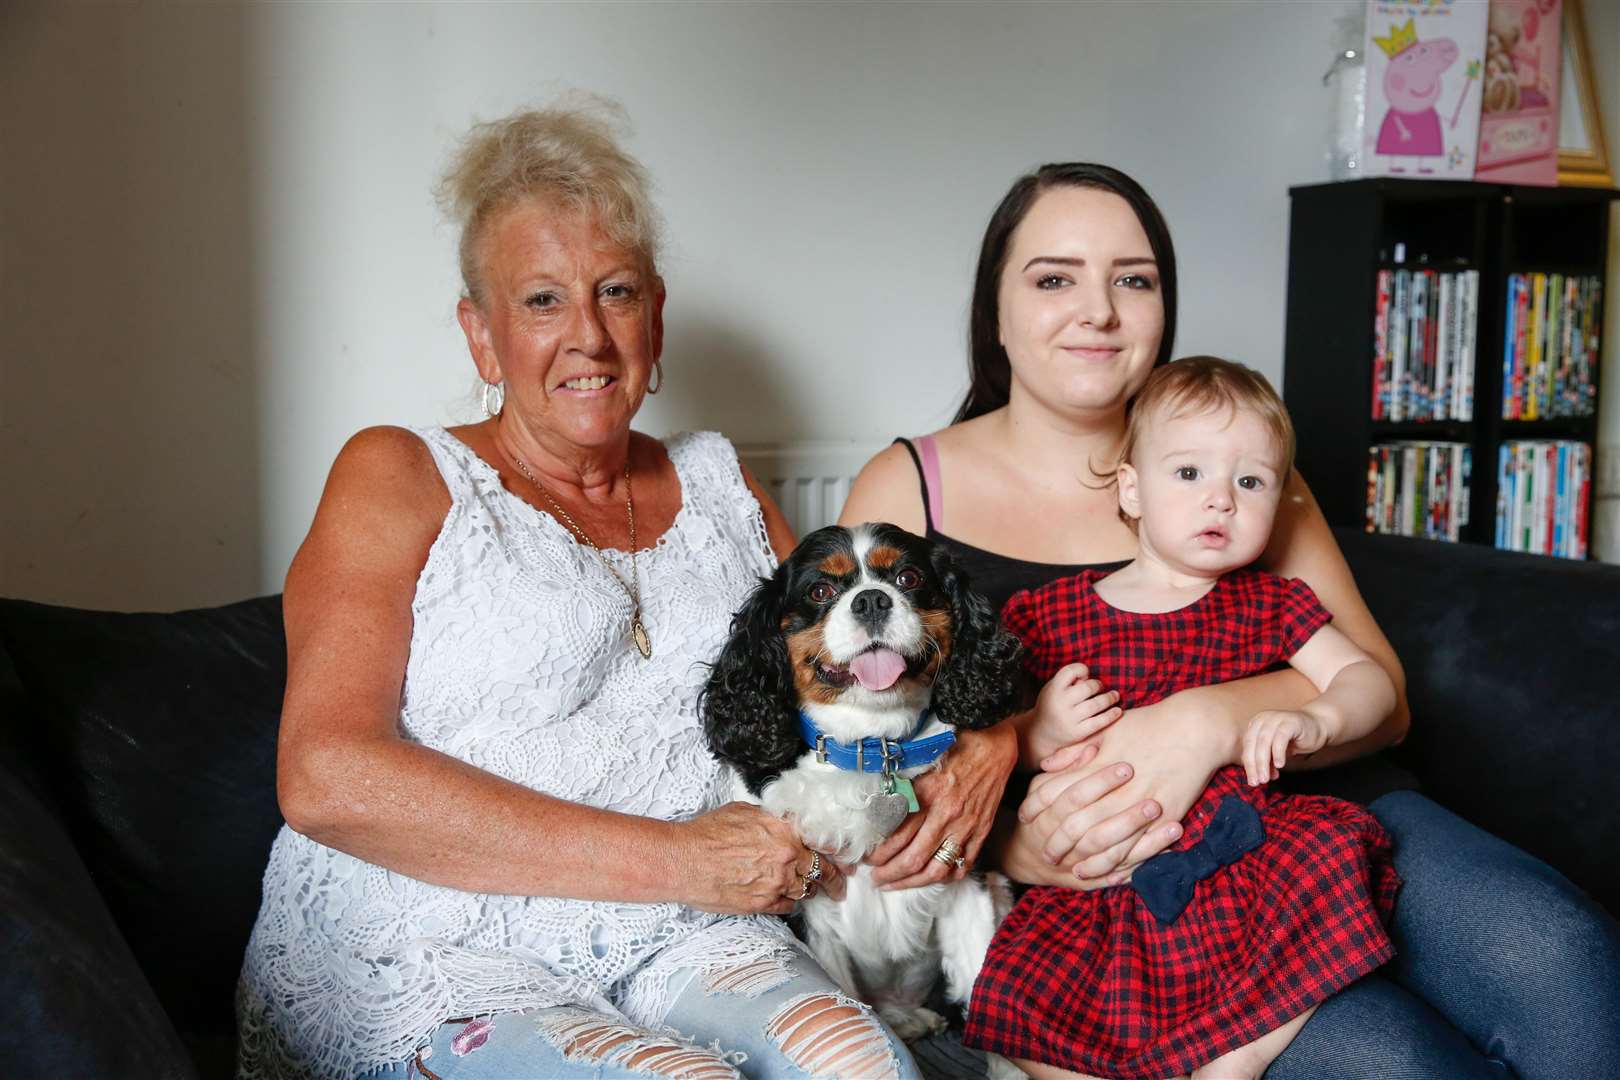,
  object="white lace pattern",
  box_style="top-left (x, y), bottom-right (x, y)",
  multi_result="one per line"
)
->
top-left (236, 428), bottom-right (798, 1079)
